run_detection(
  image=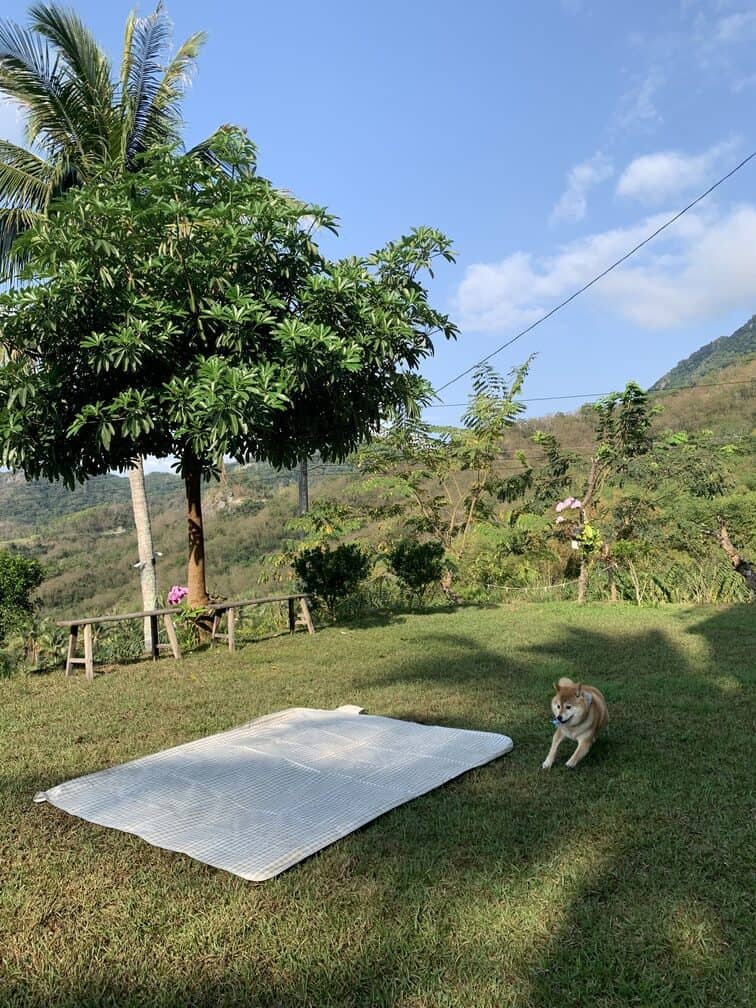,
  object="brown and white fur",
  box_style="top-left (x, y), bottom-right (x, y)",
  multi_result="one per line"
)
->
top-left (541, 677), bottom-right (608, 769)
